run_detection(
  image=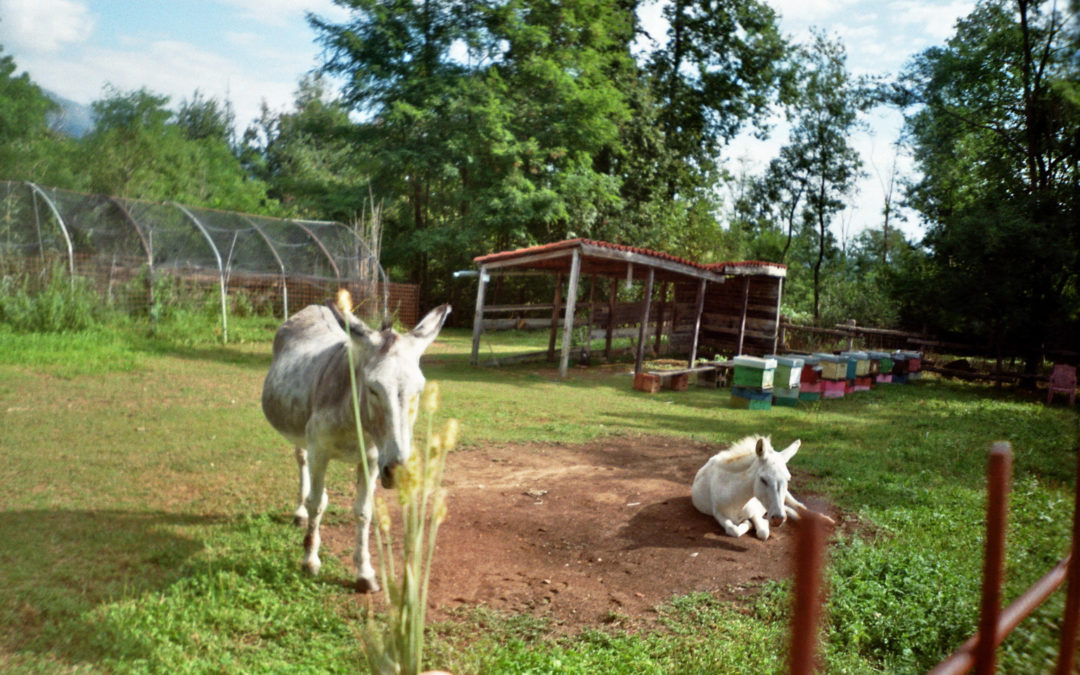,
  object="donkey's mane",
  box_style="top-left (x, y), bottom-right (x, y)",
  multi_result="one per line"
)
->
top-left (712, 435), bottom-right (768, 473)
